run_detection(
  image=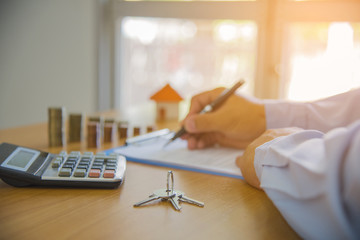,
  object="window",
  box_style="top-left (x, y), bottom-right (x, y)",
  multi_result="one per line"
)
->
top-left (114, 0), bottom-right (264, 122)
top-left (283, 22), bottom-right (360, 101)
top-left (103, 0), bottom-right (360, 121)
top-left (118, 17), bottom-right (257, 120)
